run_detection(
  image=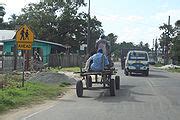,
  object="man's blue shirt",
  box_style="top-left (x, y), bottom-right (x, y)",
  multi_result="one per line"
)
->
top-left (90, 53), bottom-right (109, 71)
